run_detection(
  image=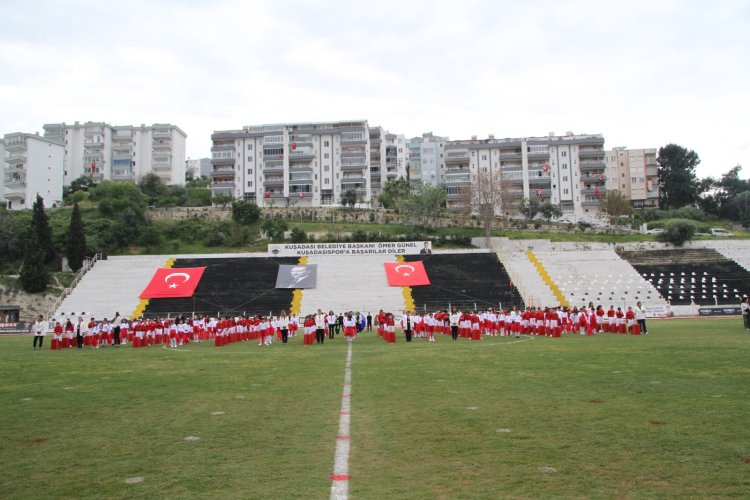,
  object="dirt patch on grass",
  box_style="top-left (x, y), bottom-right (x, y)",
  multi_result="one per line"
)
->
top-left (22, 436), bottom-right (48, 444)
top-left (590, 399), bottom-right (605, 404)
top-left (648, 420), bottom-right (666, 425)
top-left (742, 457), bottom-right (750, 464)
